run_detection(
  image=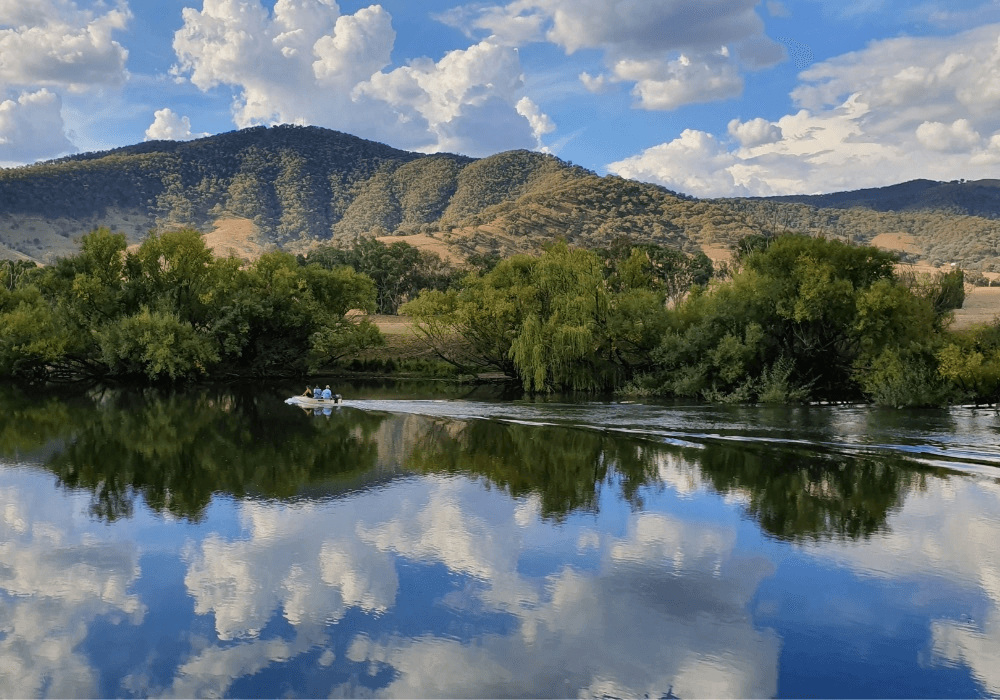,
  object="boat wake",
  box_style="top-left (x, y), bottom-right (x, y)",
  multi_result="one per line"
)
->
top-left (336, 398), bottom-right (1000, 476)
